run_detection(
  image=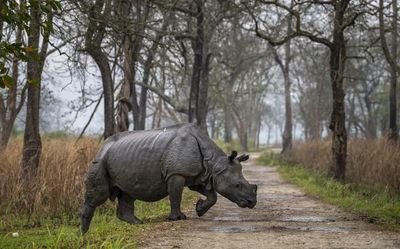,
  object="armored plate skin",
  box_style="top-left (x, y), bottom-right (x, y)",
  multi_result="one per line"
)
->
top-left (104, 124), bottom-right (209, 202)
top-left (80, 123), bottom-right (257, 233)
